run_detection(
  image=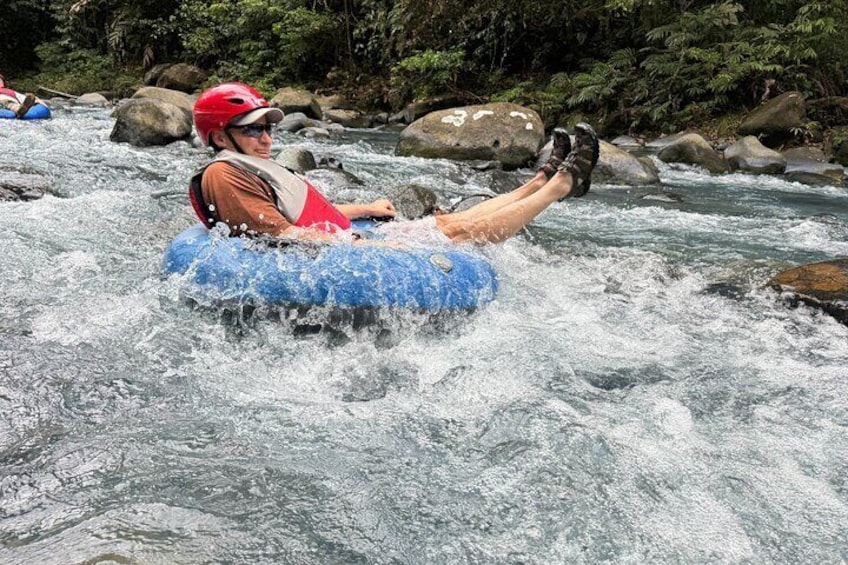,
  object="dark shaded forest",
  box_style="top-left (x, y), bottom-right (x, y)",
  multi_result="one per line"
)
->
top-left (3, 0), bottom-right (846, 133)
